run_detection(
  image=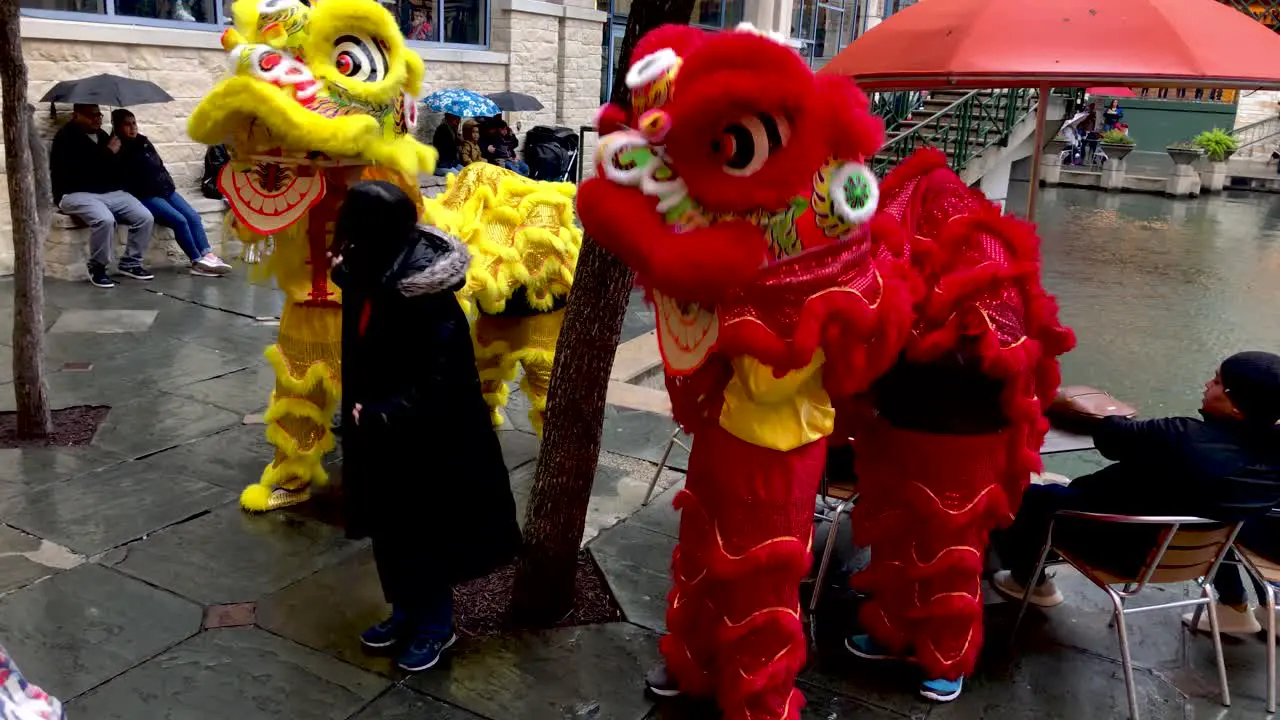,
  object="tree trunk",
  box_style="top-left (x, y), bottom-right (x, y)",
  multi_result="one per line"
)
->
top-left (511, 0), bottom-right (696, 625)
top-left (1, 0), bottom-right (53, 438)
